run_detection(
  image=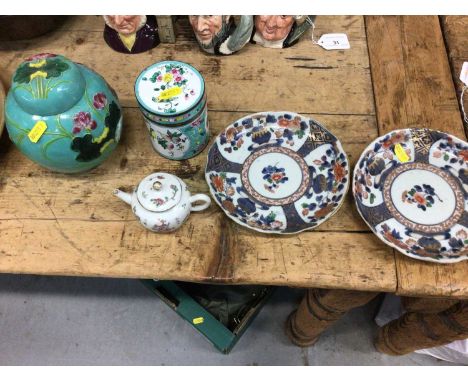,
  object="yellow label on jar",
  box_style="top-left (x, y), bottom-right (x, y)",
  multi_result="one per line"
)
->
top-left (192, 317), bottom-right (204, 325)
top-left (28, 120), bottom-right (48, 143)
top-left (158, 86), bottom-right (182, 101)
top-left (394, 143), bottom-right (410, 163)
